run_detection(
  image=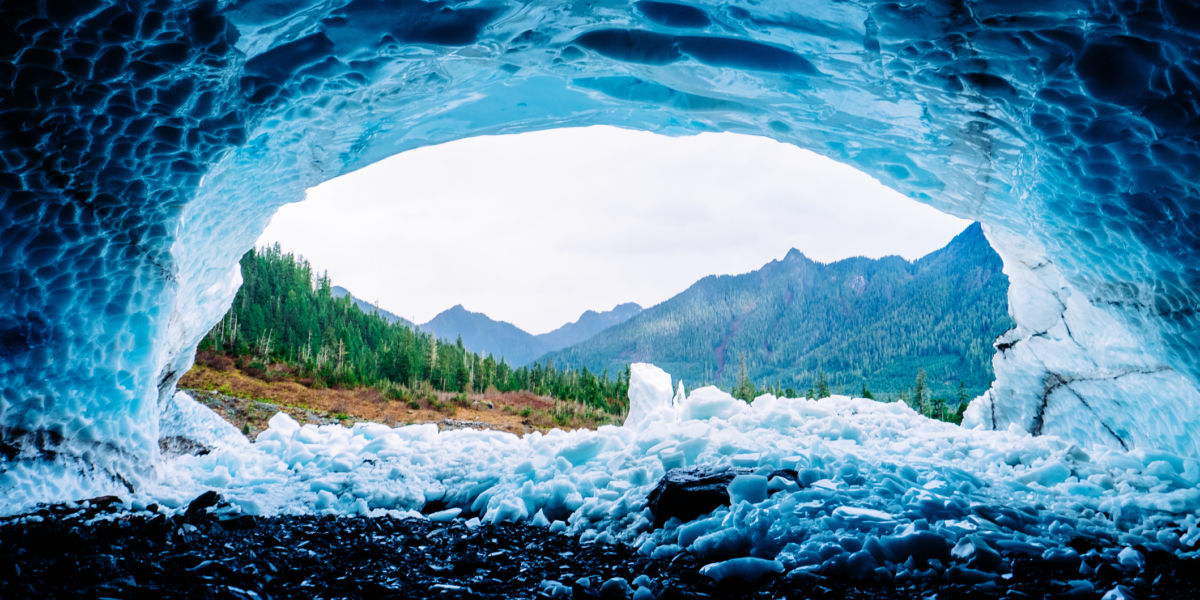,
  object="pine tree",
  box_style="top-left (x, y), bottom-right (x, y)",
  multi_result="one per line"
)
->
top-left (816, 370), bottom-right (830, 399)
top-left (860, 382), bottom-right (874, 400)
top-left (733, 354), bottom-right (756, 401)
top-left (913, 368), bottom-right (929, 415)
top-left (428, 335), bottom-right (438, 380)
